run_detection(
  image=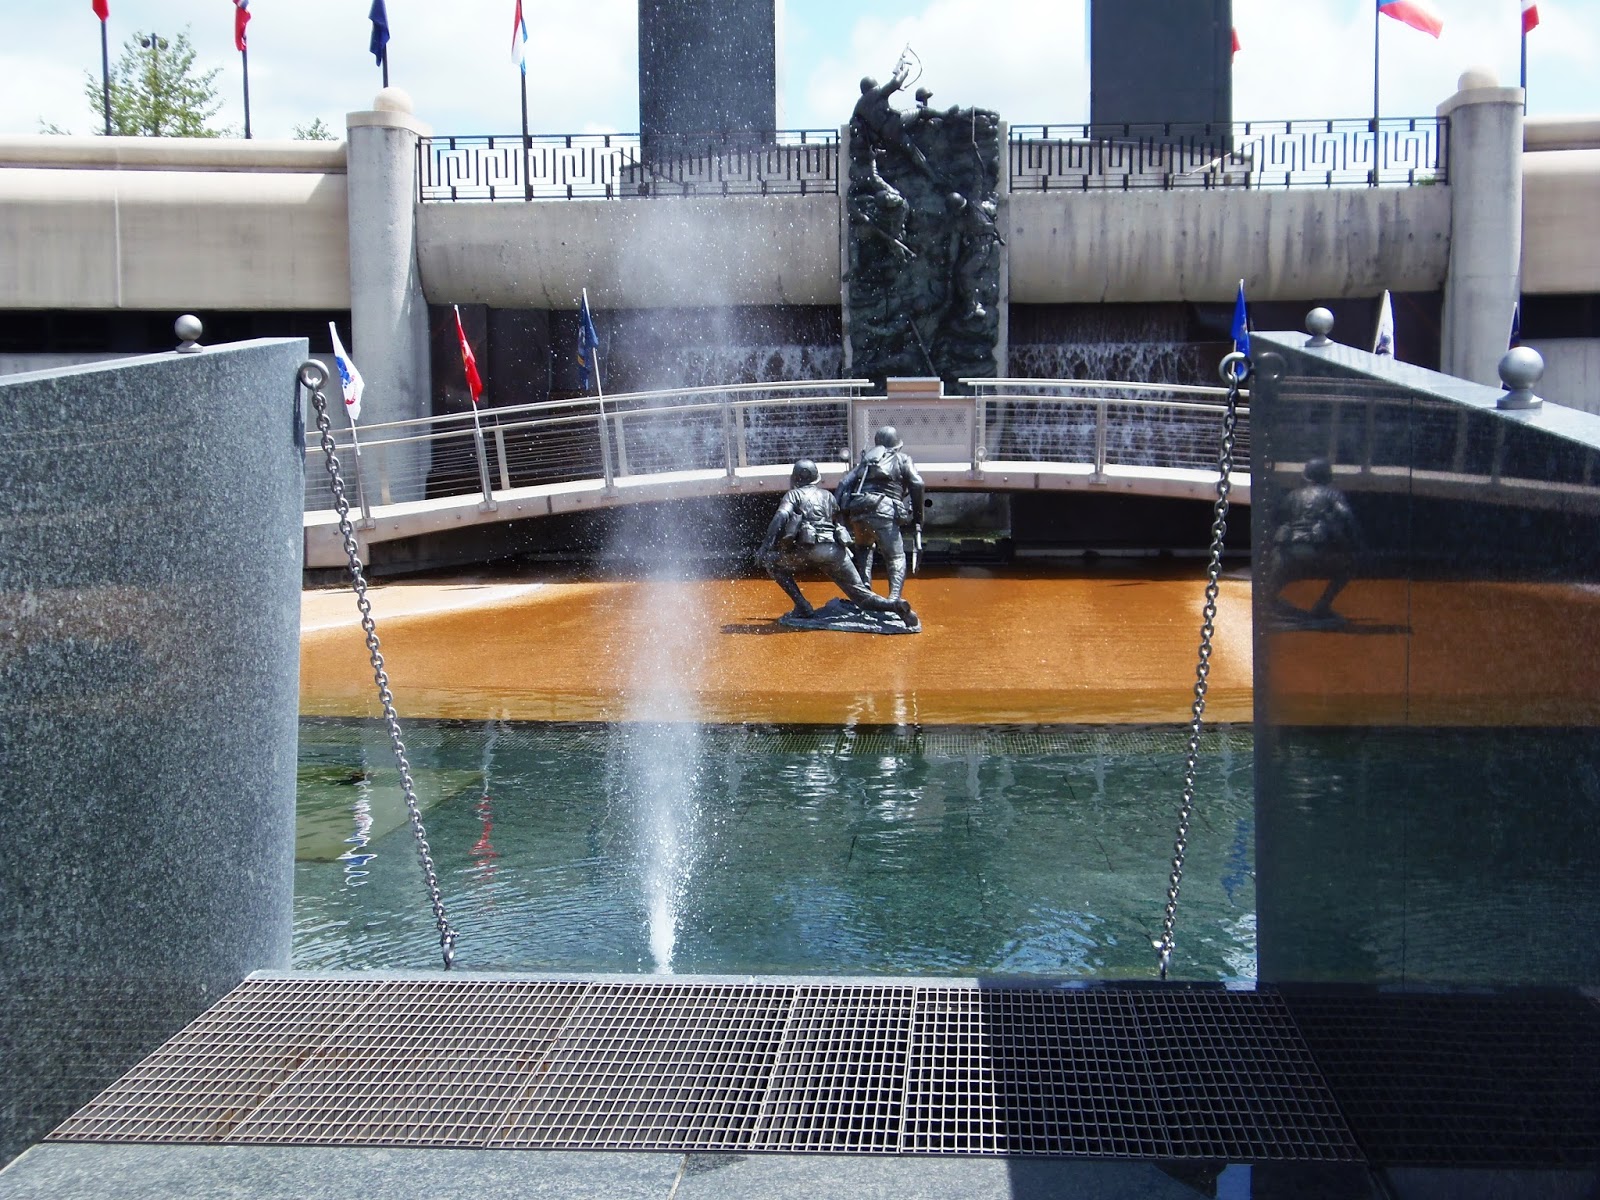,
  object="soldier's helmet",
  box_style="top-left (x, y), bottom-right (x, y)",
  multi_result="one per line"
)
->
top-left (1303, 457), bottom-right (1333, 486)
top-left (791, 459), bottom-right (820, 486)
top-left (873, 426), bottom-right (903, 451)
top-left (915, 87), bottom-right (934, 104)
top-left (860, 77), bottom-right (877, 94)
